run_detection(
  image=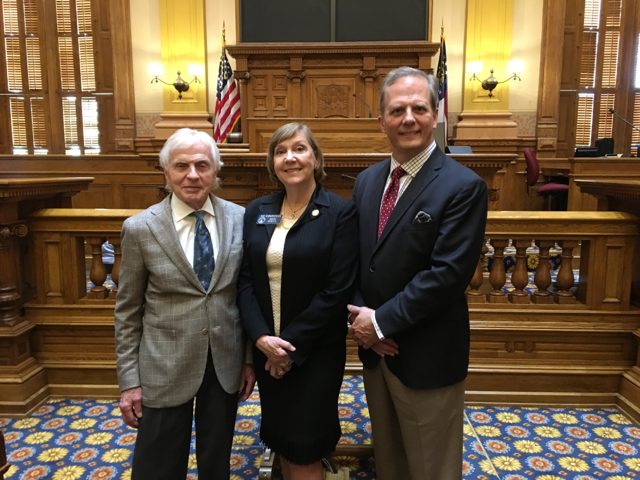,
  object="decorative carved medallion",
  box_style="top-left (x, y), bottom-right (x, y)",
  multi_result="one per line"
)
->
top-left (317, 85), bottom-right (349, 118)
top-left (360, 70), bottom-right (379, 79)
top-left (488, 189), bottom-right (499, 202)
top-left (286, 70), bottom-right (306, 81)
top-left (0, 224), bottom-right (28, 240)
